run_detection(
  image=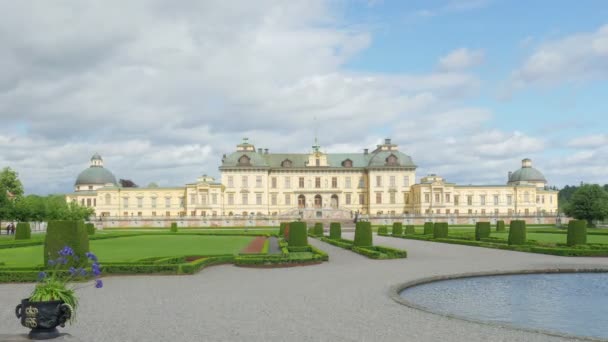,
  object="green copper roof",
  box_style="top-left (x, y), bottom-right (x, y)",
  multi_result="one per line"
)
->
top-left (509, 167), bottom-right (547, 183)
top-left (220, 150), bottom-right (416, 169)
top-left (75, 166), bottom-right (117, 186)
top-left (91, 153), bottom-right (102, 161)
